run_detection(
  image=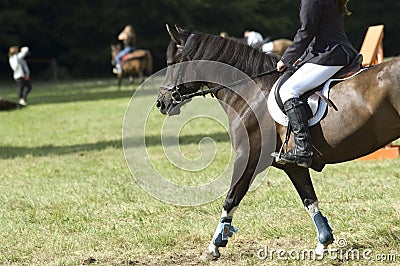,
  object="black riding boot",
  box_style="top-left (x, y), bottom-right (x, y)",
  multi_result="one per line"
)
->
top-left (279, 98), bottom-right (313, 168)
